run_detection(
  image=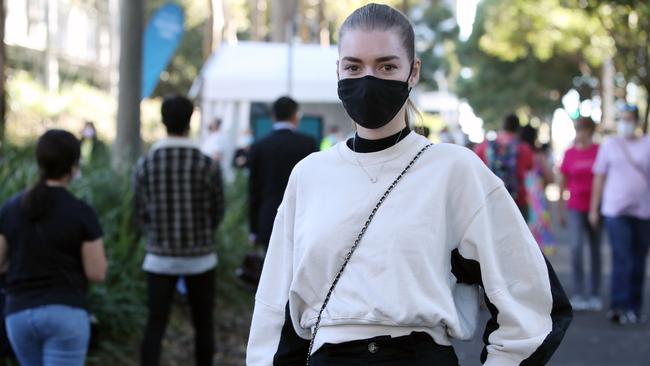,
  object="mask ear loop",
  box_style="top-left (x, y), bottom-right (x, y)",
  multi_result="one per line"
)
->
top-left (405, 61), bottom-right (415, 91)
top-left (403, 62), bottom-right (416, 129)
